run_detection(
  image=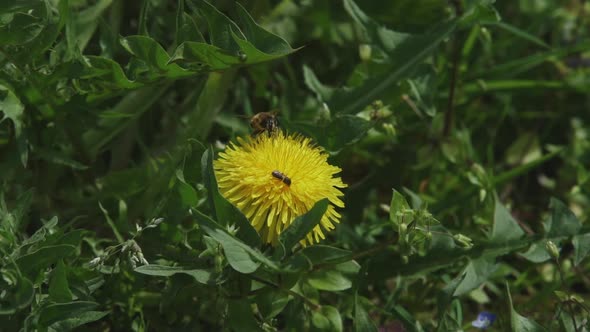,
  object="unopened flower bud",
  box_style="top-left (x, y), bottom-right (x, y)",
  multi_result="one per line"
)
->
top-left (359, 44), bottom-right (372, 62)
top-left (453, 234), bottom-right (473, 249)
top-left (383, 123), bottom-right (396, 137)
top-left (545, 240), bottom-right (560, 259)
